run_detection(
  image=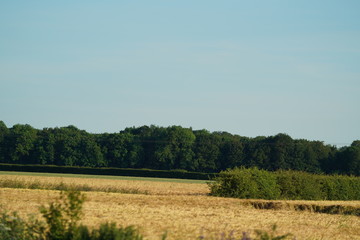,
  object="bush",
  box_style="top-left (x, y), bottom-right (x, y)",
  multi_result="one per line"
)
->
top-left (276, 171), bottom-right (324, 200)
top-left (39, 191), bottom-right (86, 240)
top-left (0, 211), bottom-right (32, 240)
top-left (209, 167), bottom-right (360, 200)
top-left (209, 167), bottom-right (280, 200)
